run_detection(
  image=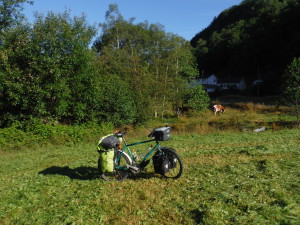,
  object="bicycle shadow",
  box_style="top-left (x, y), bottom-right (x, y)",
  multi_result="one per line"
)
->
top-left (39, 166), bottom-right (99, 180)
top-left (39, 166), bottom-right (161, 181)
